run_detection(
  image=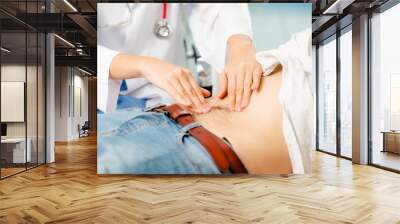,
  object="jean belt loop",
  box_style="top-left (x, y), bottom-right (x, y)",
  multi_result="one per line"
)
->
top-left (179, 122), bottom-right (201, 144)
top-left (180, 122), bottom-right (201, 133)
